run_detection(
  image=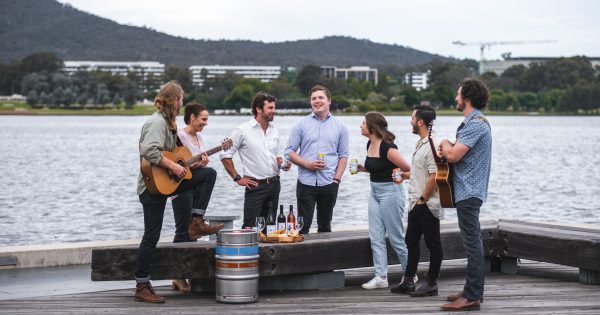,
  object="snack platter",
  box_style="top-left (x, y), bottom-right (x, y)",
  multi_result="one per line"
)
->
top-left (259, 230), bottom-right (304, 243)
